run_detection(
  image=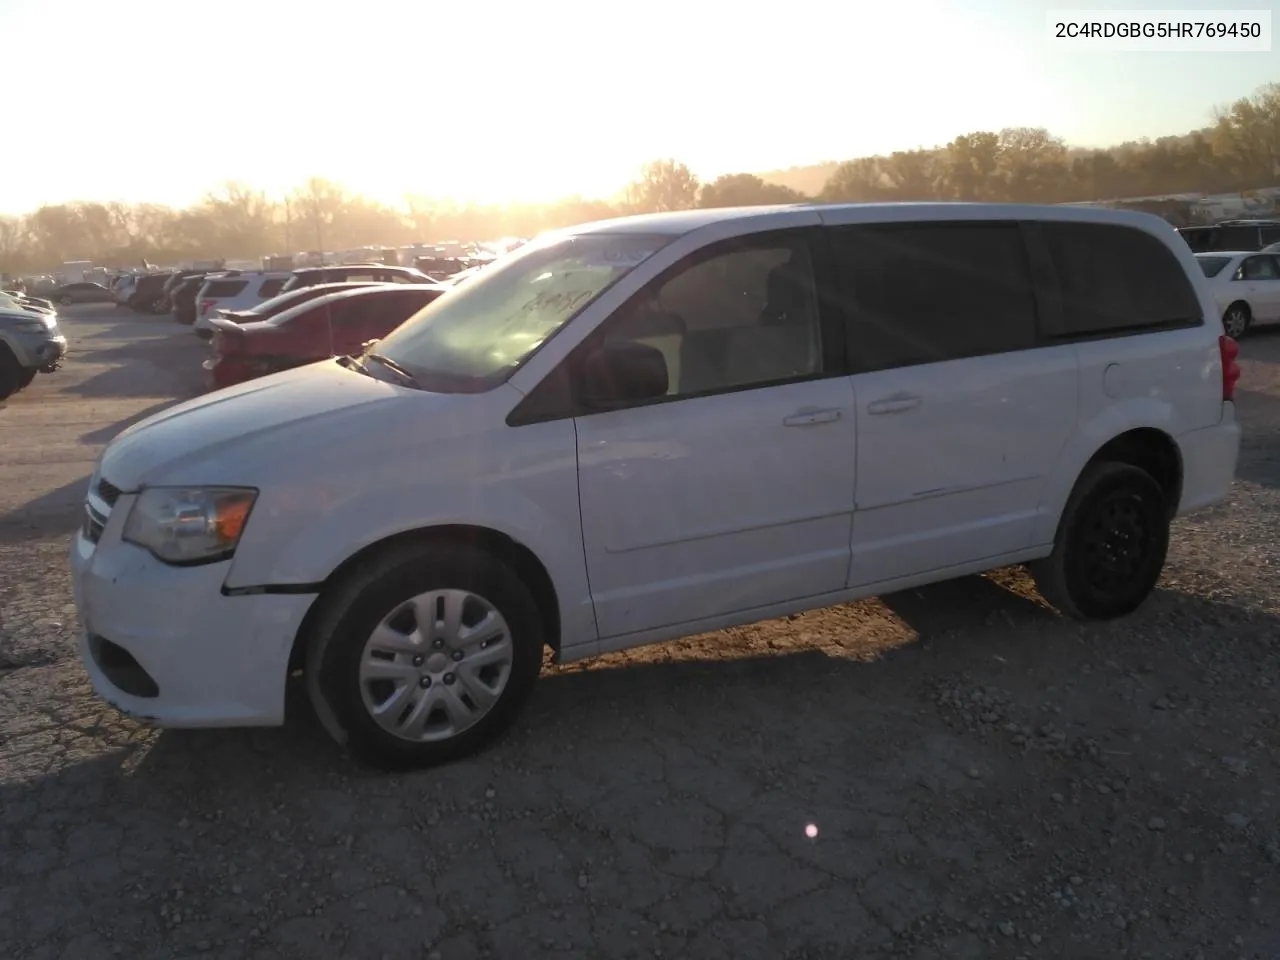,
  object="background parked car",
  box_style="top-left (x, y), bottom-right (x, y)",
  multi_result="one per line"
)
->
top-left (171, 275), bottom-right (209, 325)
top-left (113, 275), bottom-right (137, 307)
top-left (1196, 249), bottom-right (1280, 337)
top-left (278, 264), bottom-right (433, 293)
top-left (217, 281), bottom-right (389, 325)
top-left (128, 273), bottom-right (175, 313)
top-left (47, 281), bottom-right (115, 306)
top-left (1179, 219), bottom-right (1280, 252)
top-left (3, 290), bottom-right (57, 312)
top-left (193, 271), bottom-right (292, 338)
top-left (203, 283), bottom-right (448, 388)
top-left (154, 269), bottom-right (209, 313)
